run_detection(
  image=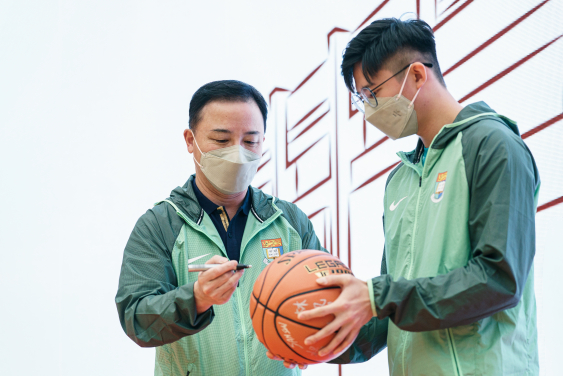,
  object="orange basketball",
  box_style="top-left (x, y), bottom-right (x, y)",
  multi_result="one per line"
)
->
top-left (249, 250), bottom-right (353, 364)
